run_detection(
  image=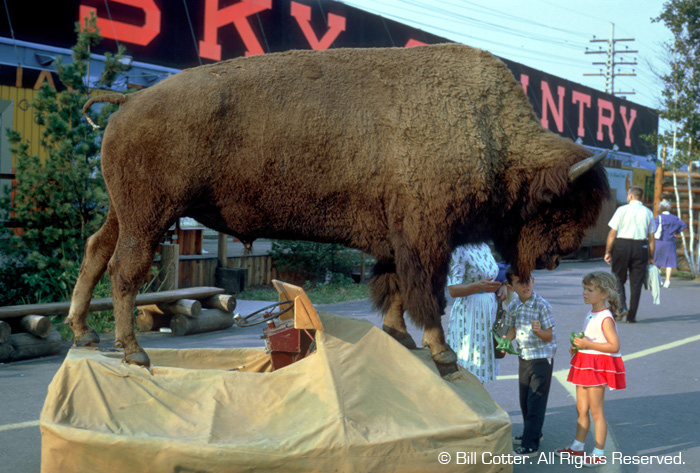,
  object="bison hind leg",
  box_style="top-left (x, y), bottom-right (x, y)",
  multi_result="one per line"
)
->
top-left (370, 261), bottom-right (417, 349)
top-left (66, 208), bottom-right (120, 345)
